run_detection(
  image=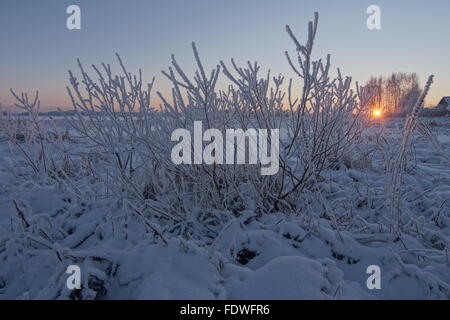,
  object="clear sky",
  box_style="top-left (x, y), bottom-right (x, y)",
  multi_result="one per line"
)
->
top-left (1, 0), bottom-right (449, 110)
